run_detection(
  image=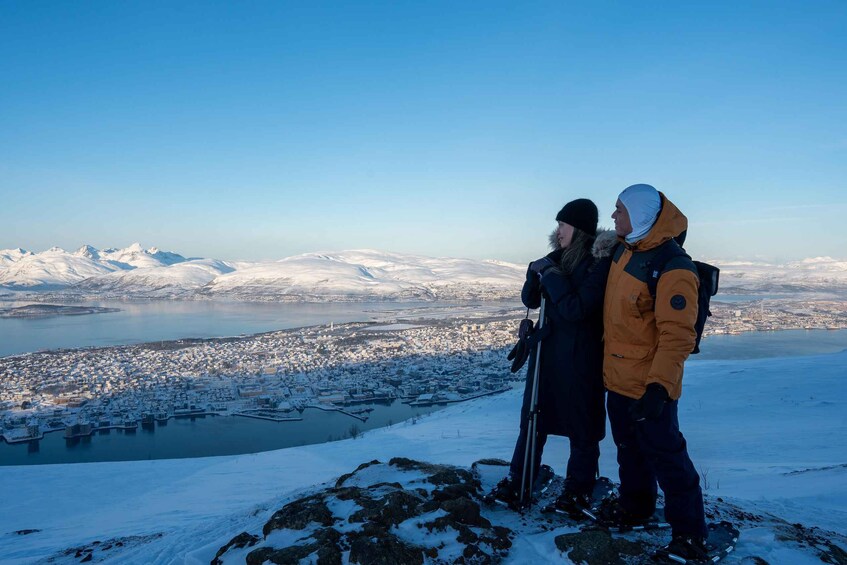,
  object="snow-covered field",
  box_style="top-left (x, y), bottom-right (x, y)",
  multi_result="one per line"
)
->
top-left (1, 350), bottom-right (845, 563)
